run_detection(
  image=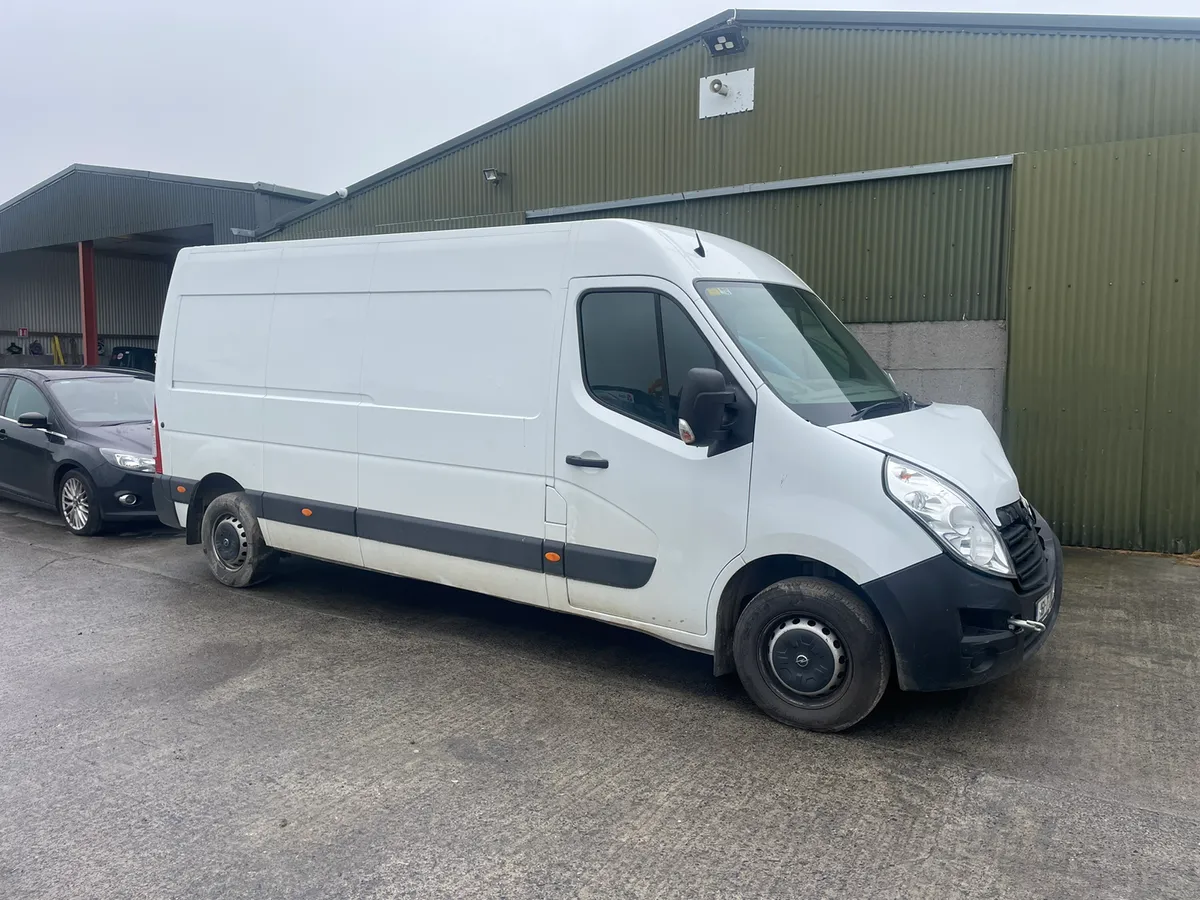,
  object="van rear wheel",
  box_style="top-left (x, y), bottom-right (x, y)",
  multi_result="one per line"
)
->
top-left (201, 492), bottom-right (278, 588)
top-left (733, 577), bottom-right (891, 732)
